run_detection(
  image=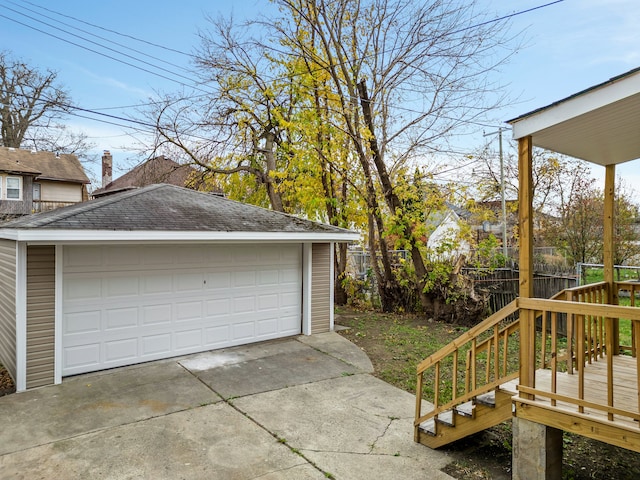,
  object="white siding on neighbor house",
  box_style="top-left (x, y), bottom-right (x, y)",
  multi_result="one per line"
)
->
top-left (0, 239), bottom-right (17, 381)
top-left (40, 180), bottom-right (83, 203)
top-left (426, 212), bottom-right (471, 257)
